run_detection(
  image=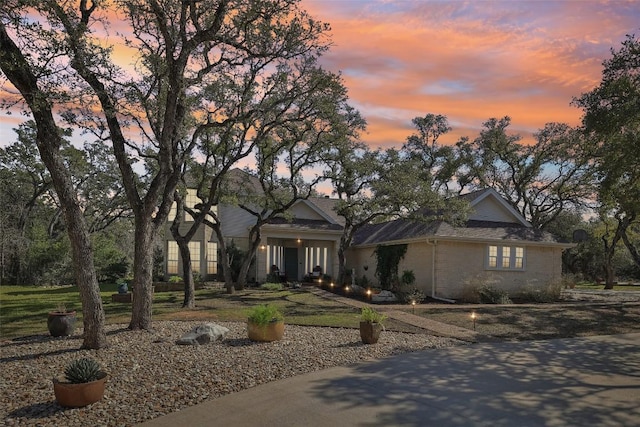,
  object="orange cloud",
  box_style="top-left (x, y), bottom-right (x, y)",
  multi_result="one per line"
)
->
top-left (302, 0), bottom-right (637, 147)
